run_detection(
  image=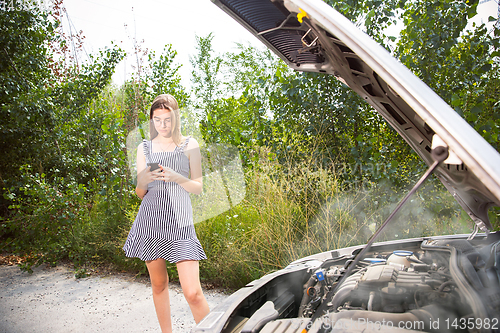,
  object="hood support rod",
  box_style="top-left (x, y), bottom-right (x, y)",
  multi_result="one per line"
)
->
top-left (305, 145), bottom-right (449, 333)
